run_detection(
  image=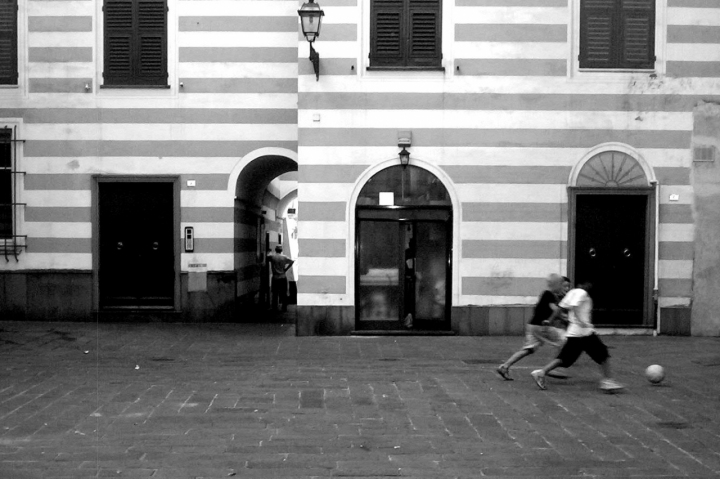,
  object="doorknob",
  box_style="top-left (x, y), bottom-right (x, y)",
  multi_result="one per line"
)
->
top-left (588, 247), bottom-right (597, 258)
top-left (152, 241), bottom-right (159, 251)
top-left (623, 248), bottom-right (631, 258)
top-left (117, 241), bottom-right (123, 250)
